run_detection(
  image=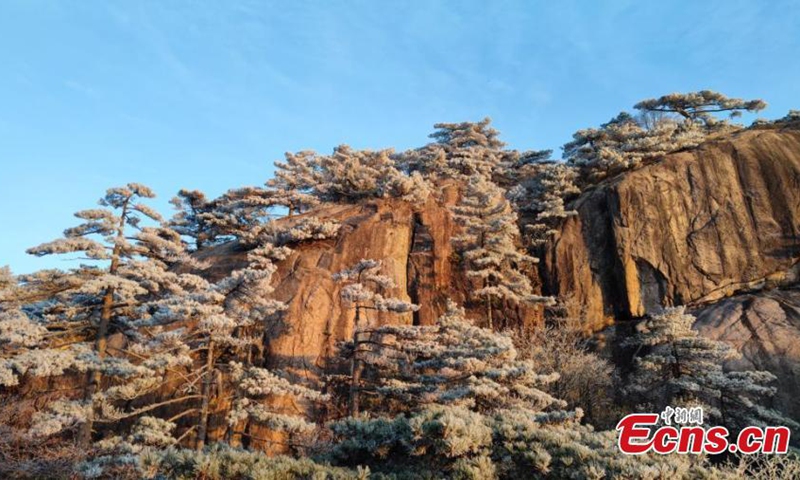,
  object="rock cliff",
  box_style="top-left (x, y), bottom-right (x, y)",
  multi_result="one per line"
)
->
top-left (196, 182), bottom-right (542, 381)
top-left (196, 125), bottom-right (800, 434)
top-left (544, 127), bottom-right (800, 328)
